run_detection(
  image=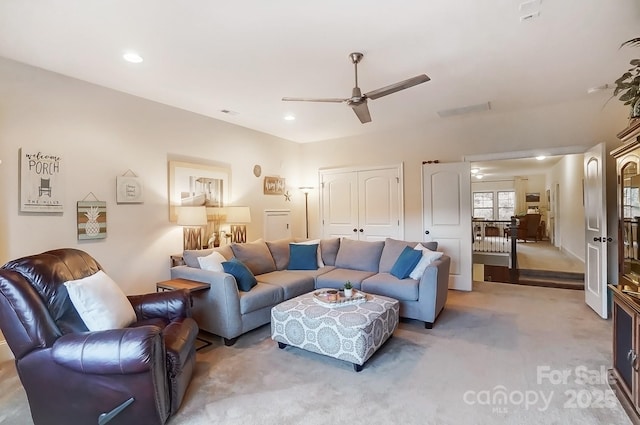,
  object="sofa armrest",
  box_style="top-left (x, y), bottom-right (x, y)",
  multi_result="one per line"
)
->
top-left (170, 266), bottom-right (242, 339)
top-left (128, 289), bottom-right (191, 321)
top-left (416, 255), bottom-right (451, 323)
top-left (51, 326), bottom-right (163, 374)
